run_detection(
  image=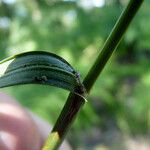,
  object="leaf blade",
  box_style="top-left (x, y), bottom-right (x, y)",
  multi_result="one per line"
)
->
top-left (0, 51), bottom-right (84, 94)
